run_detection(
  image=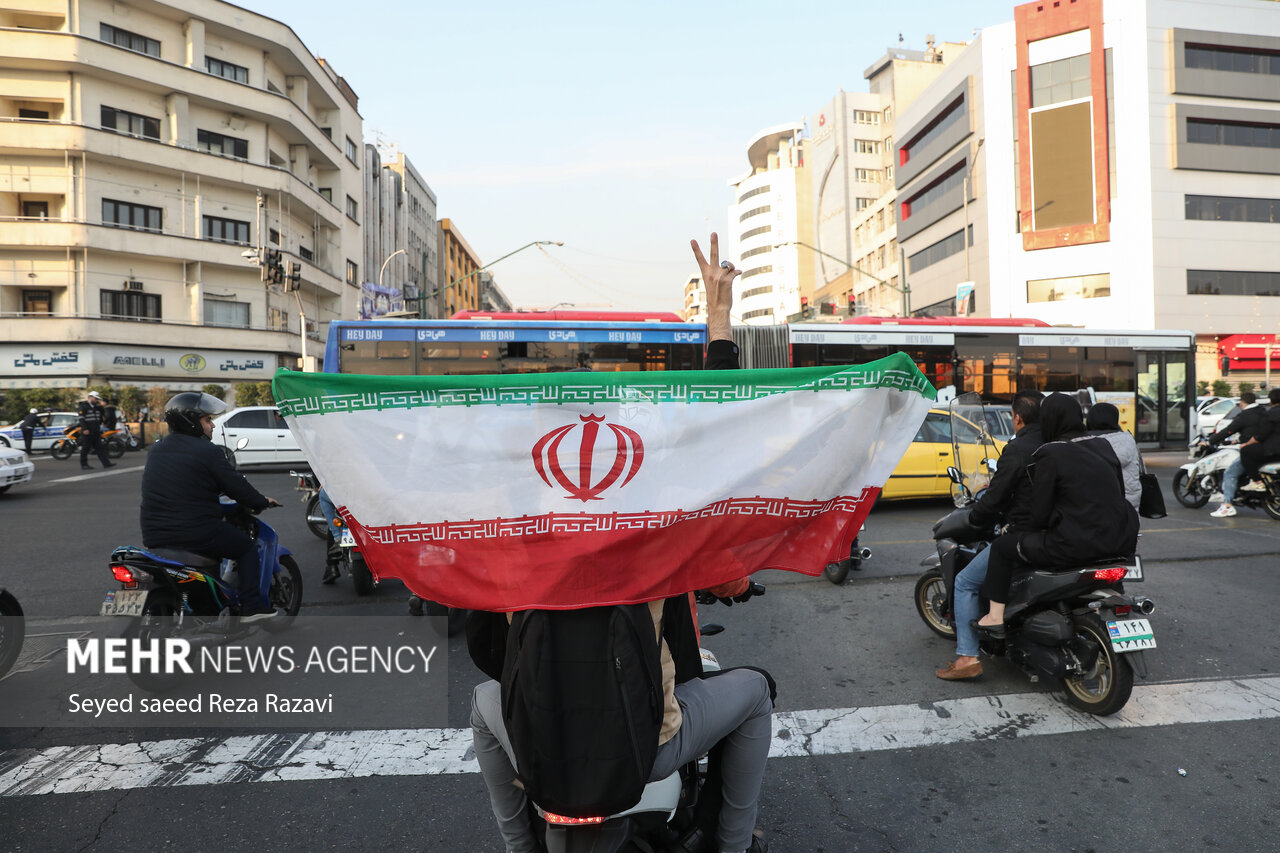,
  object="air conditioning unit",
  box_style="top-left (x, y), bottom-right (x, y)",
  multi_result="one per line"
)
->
top-left (123, 280), bottom-right (144, 291)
